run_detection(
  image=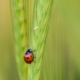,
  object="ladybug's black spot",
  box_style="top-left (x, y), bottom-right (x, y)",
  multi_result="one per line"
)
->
top-left (27, 57), bottom-right (29, 59)
top-left (29, 61), bottom-right (31, 63)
